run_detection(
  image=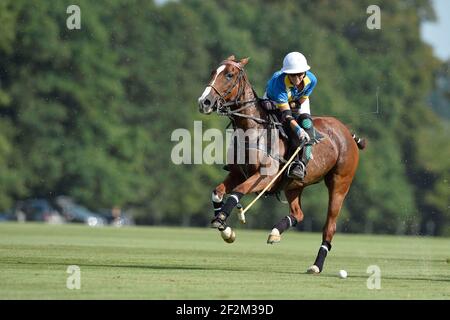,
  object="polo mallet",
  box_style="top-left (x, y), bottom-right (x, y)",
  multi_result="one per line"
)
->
top-left (237, 145), bottom-right (302, 223)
